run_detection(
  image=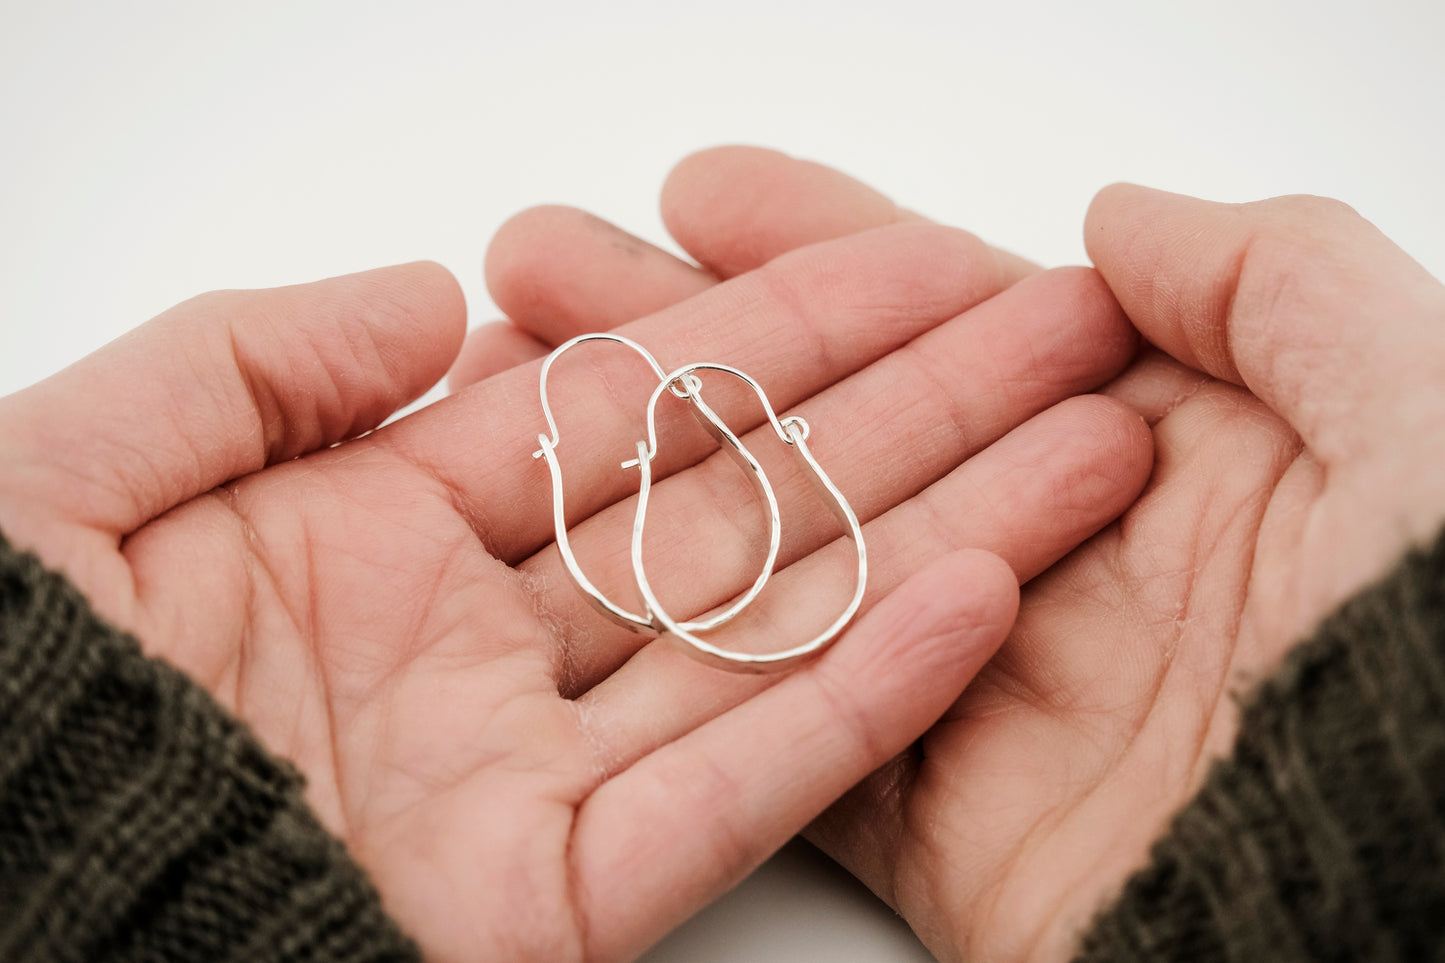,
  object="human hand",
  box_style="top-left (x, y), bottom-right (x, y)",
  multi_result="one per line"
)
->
top-left (0, 210), bottom-right (1147, 959)
top-left (813, 185), bottom-right (1445, 961)
top-left (482, 147), bottom-right (1445, 960)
